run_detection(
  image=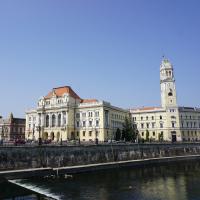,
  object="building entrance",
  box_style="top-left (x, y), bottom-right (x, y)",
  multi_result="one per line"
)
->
top-left (171, 131), bottom-right (177, 143)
